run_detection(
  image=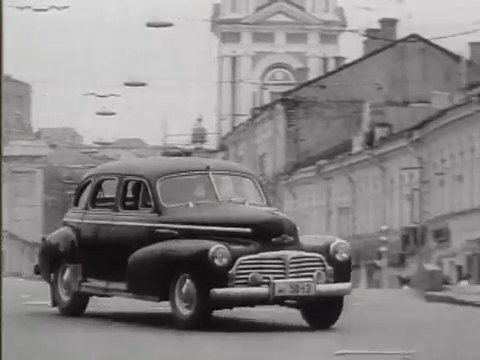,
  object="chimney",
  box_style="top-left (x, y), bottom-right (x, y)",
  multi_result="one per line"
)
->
top-left (379, 18), bottom-right (398, 41)
top-left (363, 28), bottom-right (382, 55)
top-left (469, 42), bottom-right (480, 64)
